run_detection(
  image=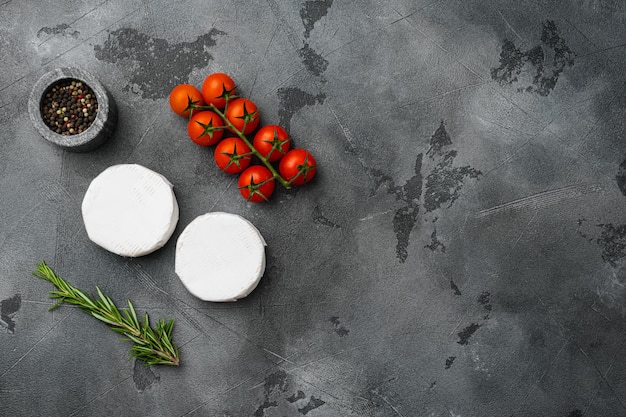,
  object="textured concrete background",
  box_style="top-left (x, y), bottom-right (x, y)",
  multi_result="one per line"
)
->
top-left (1, 1), bottom-right (626, 416)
